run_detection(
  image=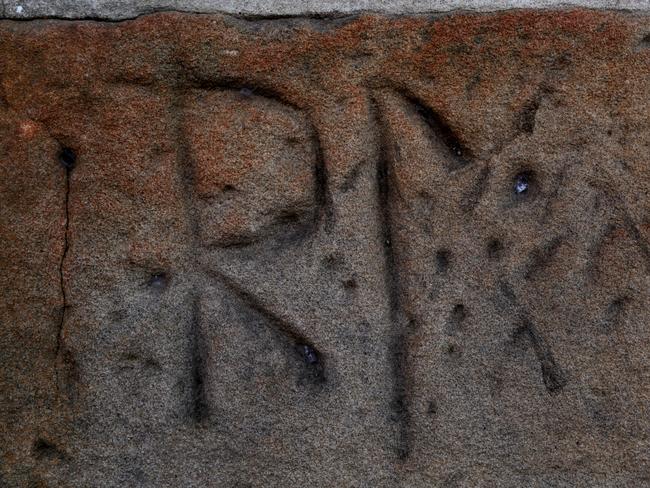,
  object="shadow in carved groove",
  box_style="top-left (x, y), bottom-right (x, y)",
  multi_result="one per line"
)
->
top-left (371, 89), bottom-right (481, 460)
top-left (372, 93), bottom-right (412, 461)
top-left (399, 89), bottom-right (472, 171)
top-left (174, 83), bottom-right (330, 423)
